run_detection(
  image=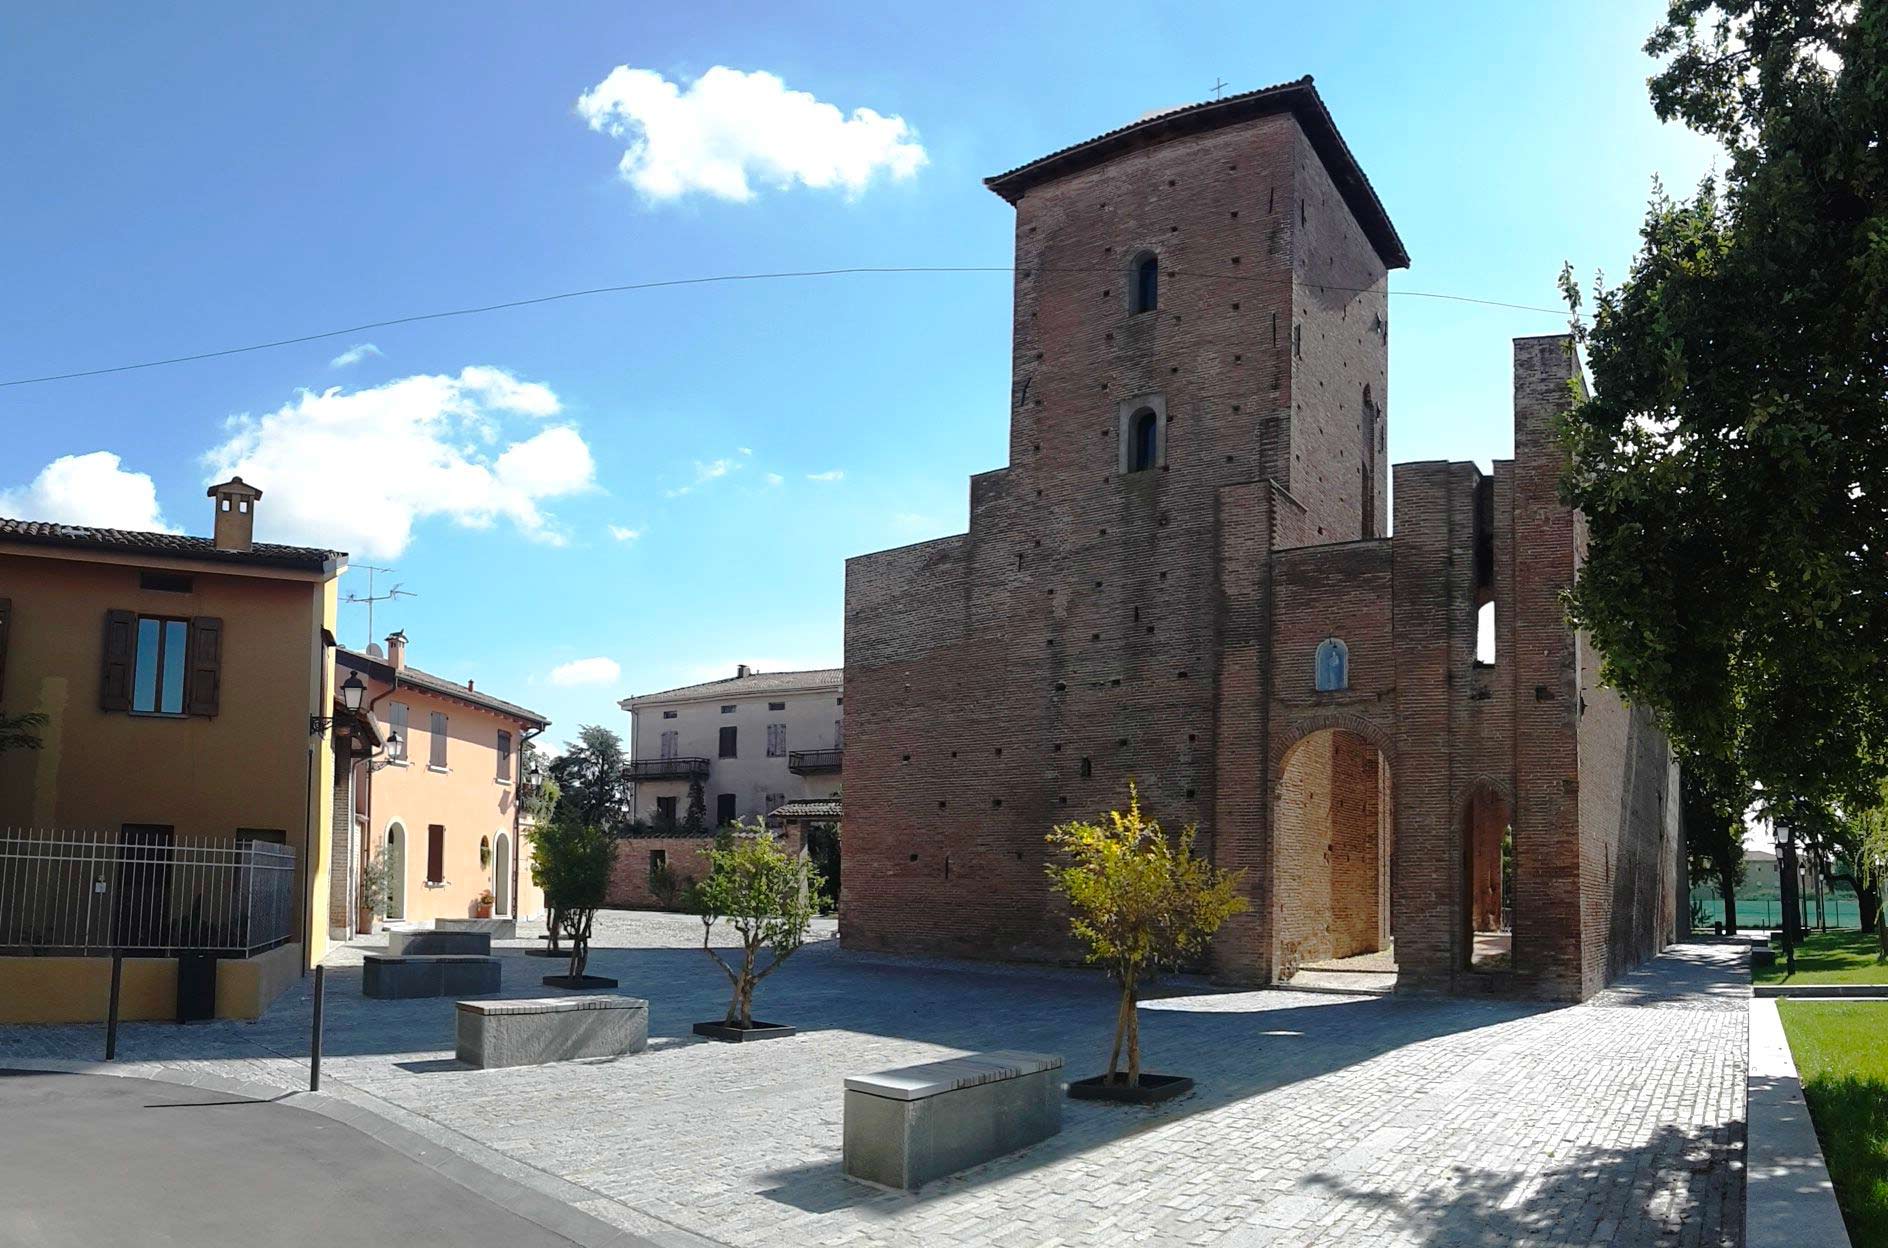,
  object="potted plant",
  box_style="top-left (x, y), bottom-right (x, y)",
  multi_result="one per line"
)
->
top-left (358, 851), bottom-right (392, 936)
top-left (1046, 784), bottom-right (1247, 1103)
top-left (691, 820), bottom-right (820, 1041)
top-left (474, 888), bottom-right (494, 919)
top-left (533, 818), bottom-right (619, 989)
